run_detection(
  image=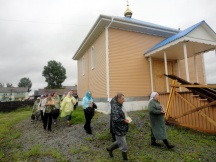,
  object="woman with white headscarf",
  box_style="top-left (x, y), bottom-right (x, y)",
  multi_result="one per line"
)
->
top-left (148, 92), bottom-right (174, 149)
